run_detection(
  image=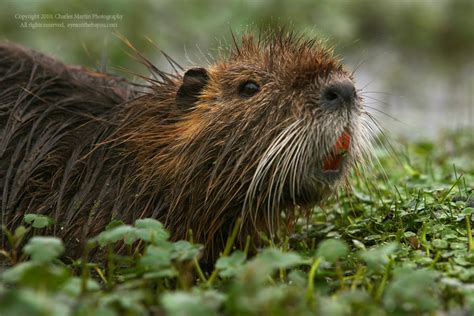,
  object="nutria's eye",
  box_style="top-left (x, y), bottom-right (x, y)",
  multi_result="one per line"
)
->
top-left (238, 80), bottom-right (260, 98)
